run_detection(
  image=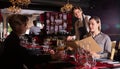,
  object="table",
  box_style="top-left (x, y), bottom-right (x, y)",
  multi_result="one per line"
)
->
top-left (75, 60), bottom-right (120, 69)
top-left (33, 60), bottom-right (120, 69)
top-left (22, 44), bottom-right (50, 56)
top-left (21, 44), bottom-right (120, 69)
